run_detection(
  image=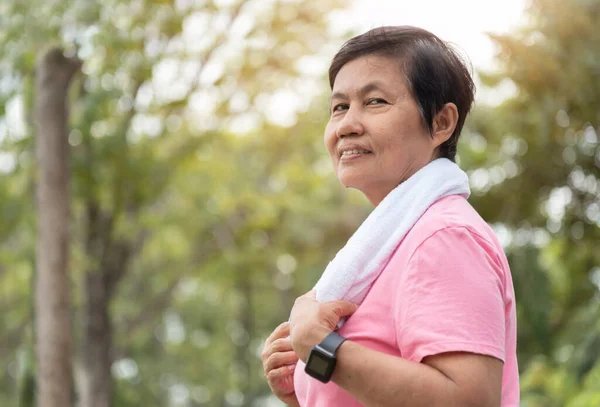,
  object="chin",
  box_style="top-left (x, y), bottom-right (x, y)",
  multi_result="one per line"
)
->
top-left (338, 175), bottom-right (367, 192)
